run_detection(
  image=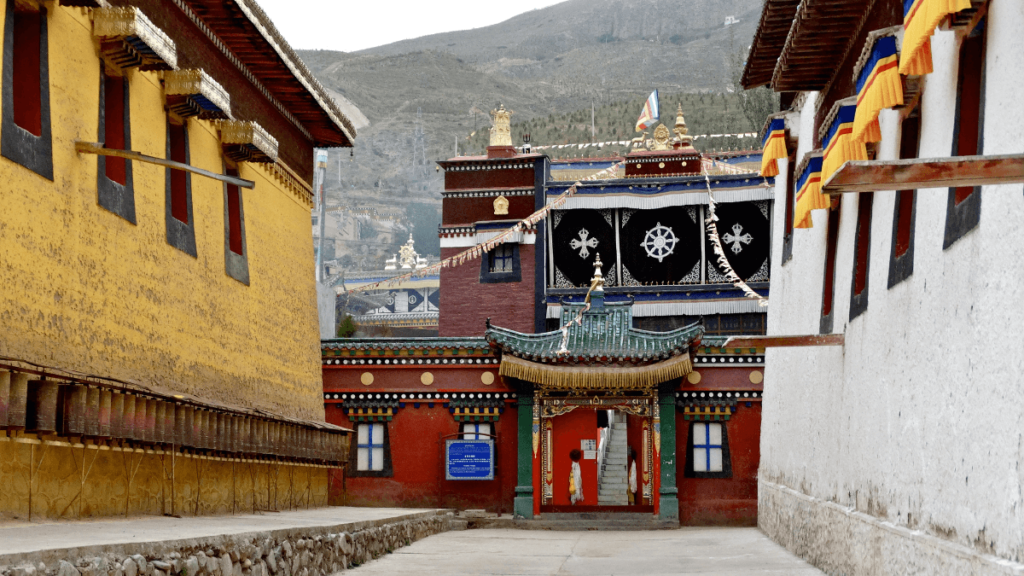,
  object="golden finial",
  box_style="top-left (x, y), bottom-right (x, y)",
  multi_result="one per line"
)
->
top-left (674, 103), bottom-right (693, 145)
top-left (489, 104), bottom-right (513, 147)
